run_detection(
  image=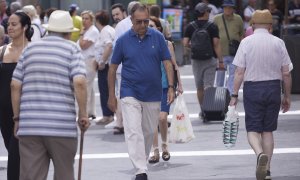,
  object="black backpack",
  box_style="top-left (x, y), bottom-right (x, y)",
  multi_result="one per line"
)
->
top-left (190, 21), bottom-right (214, 60)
